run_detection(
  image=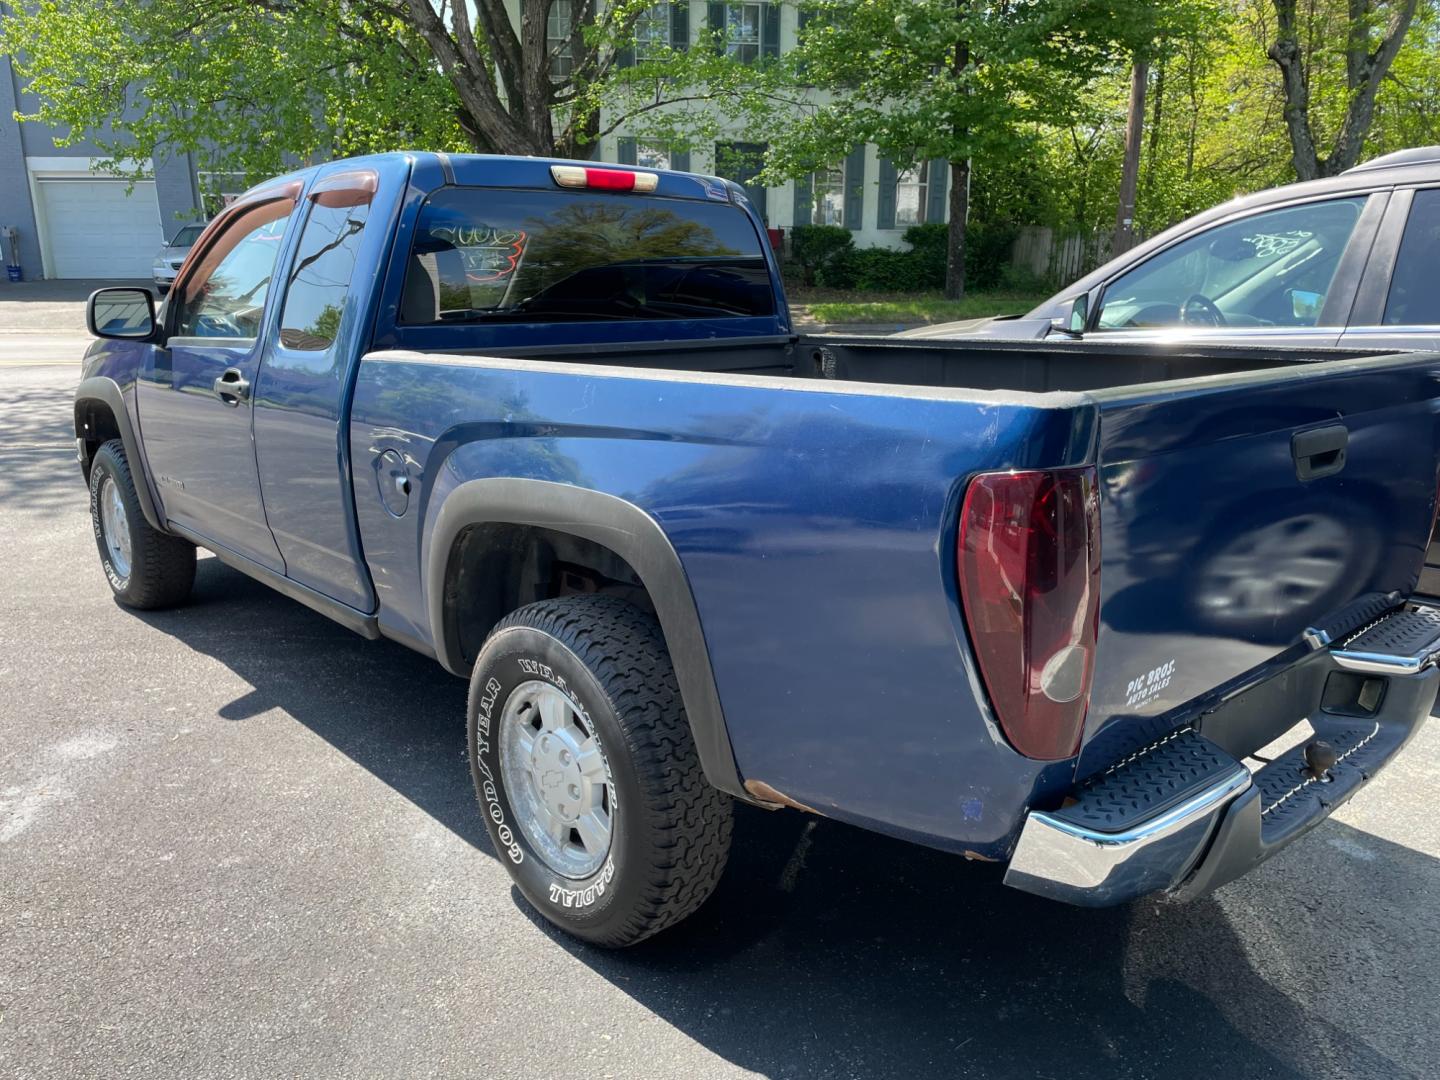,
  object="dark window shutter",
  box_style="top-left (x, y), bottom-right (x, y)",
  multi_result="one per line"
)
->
top-left (843, 145), bottom-right (865, 230)
top-left (671, 1), bottom-right (690, 50)
top-left (707, 2), bottom-right (726, 51)
top-left (617, 137), bottom-right (637, 165)
top-left (617, 44), bottom-right (635, 67)
top-left (670, 148), bottom-right (691, 172)
top-left (877, 158), bottom-right (897, 230)
top-left (793, 173), bottom-right (813, 226)
top-left (762, 3), bottom-right (780, 59)
top-left (795, 9), bottom-right (812, 77)
top-left (926, 158), bottom-right (949, 224)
